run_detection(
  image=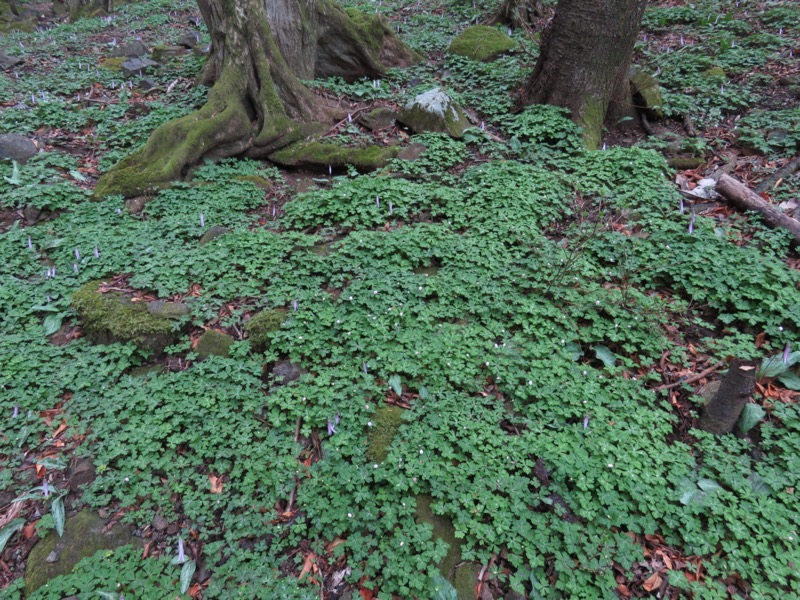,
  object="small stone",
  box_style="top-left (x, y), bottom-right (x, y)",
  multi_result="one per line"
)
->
top-left (23, 205), bottom-right (42, 225)
top-left (178, 31), bottom-right (201, 49)
top-left (359, 107), bottom-right (397, 131)
top-left (109, 41), bottom-right (148, 58)
top-left (151, 514), bottom-right (168, 531)
top-left (45, 551), bottom-right (59, 563)
top-left (124, 196), bottom-right (147, 214)
top-left (0, 133), bottom-right (37, 164)
top-left (138, 77), bottom-right (157, 91)
top-left (121, 57), bottom-right (159, 79)
top-left (199, 225), bottom-right (230, 245)
top-left (271, 360), bottom-right (308, 385)
top-left (166, 523), bottom-right (179, 535)
top-left (397, 88), bottom-right (470, 138)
